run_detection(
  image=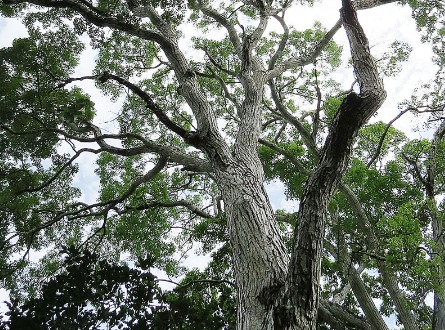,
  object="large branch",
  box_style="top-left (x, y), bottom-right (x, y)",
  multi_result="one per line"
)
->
top-left (1, 125), bottom-right (211, 172)
top-left (353, 0), bottom-right (398, 10)
top-left (319, 301), bottom-right (372, 330)
top-left (6, 0), bottom-right (231, 167)
top-left (281, 0), bottom-right (387, 328)
top-left (268, 14), bottom-right (290, 71)
top-left (4, 0), bottom-right (172, 47)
